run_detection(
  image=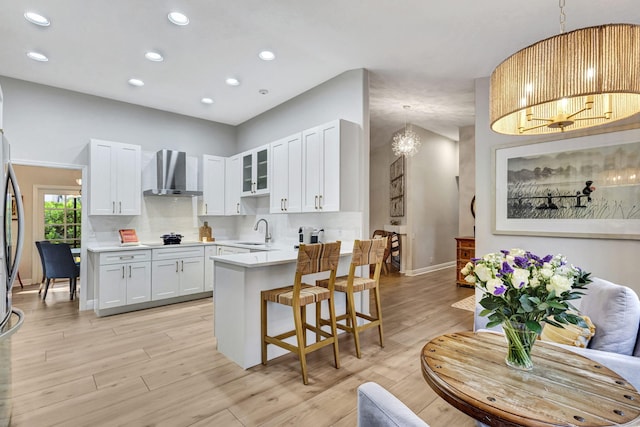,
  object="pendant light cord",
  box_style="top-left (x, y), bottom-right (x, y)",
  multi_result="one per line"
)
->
top-left (559, 0), bottom-right (566, 34)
